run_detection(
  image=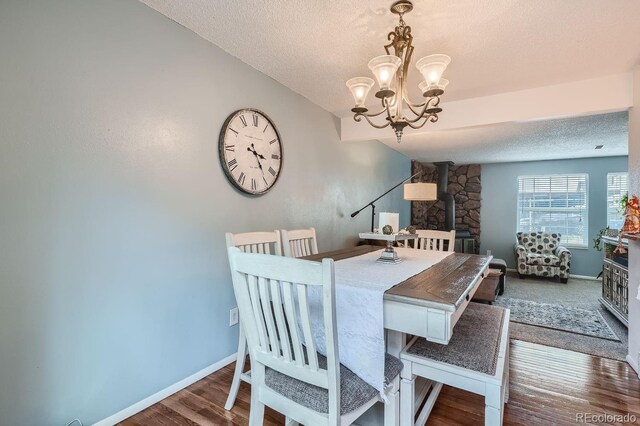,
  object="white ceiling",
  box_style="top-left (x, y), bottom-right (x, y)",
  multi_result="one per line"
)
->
top-left (394, 111), bottom-right (629, 164)
top-left (140, 0), bottom-right (638, 163)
